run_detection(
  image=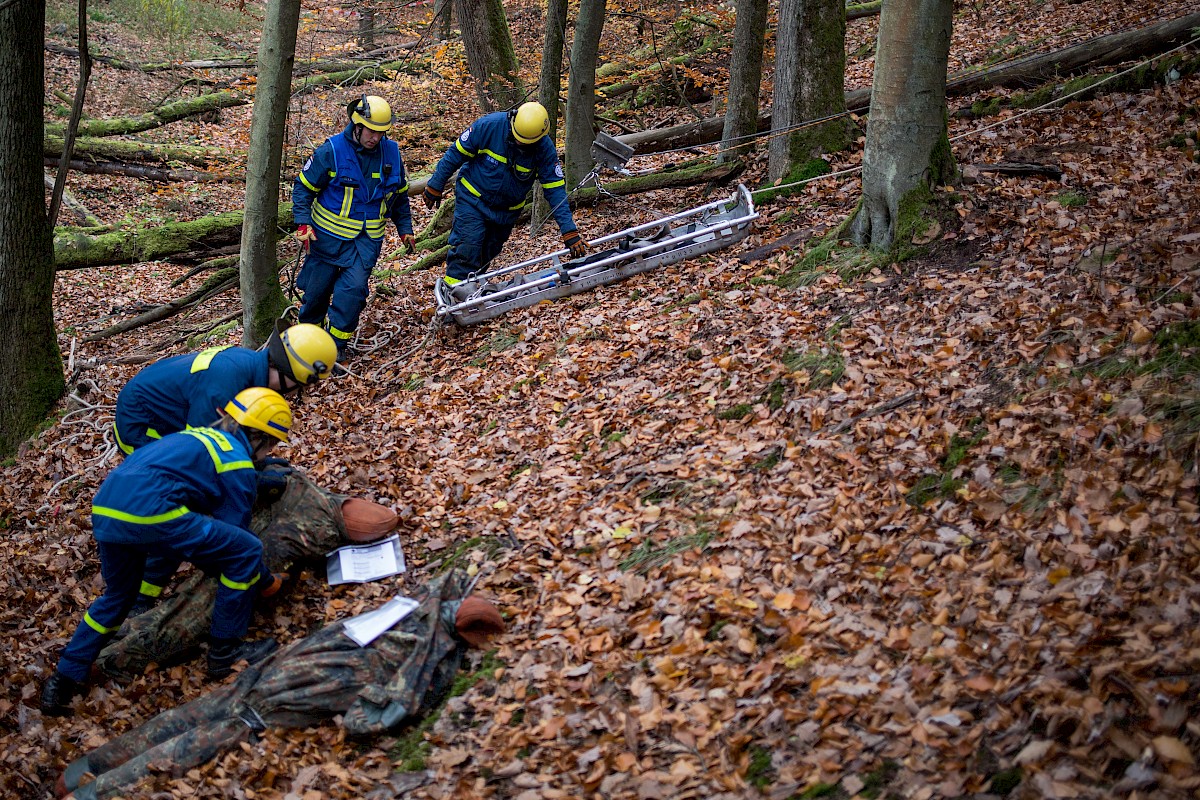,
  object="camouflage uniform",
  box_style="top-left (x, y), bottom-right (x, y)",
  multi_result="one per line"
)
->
top-left (62, 570), bottom-right (470, 800)
top-left (95, 467), bottom-right (354, 681)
